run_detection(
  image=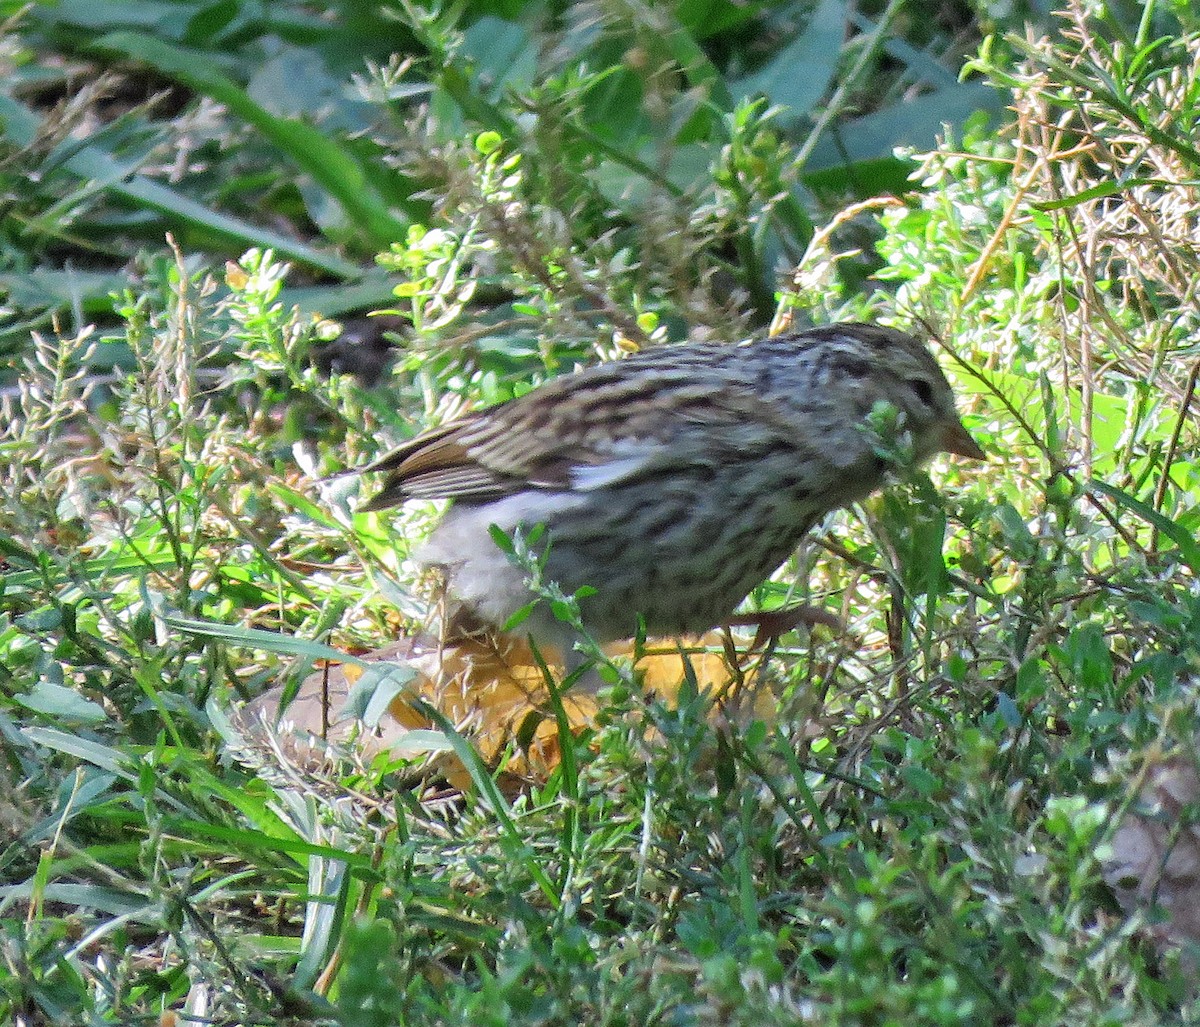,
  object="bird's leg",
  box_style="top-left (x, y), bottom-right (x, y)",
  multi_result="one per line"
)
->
top-left (725, 604), bottom-right (844, 650)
